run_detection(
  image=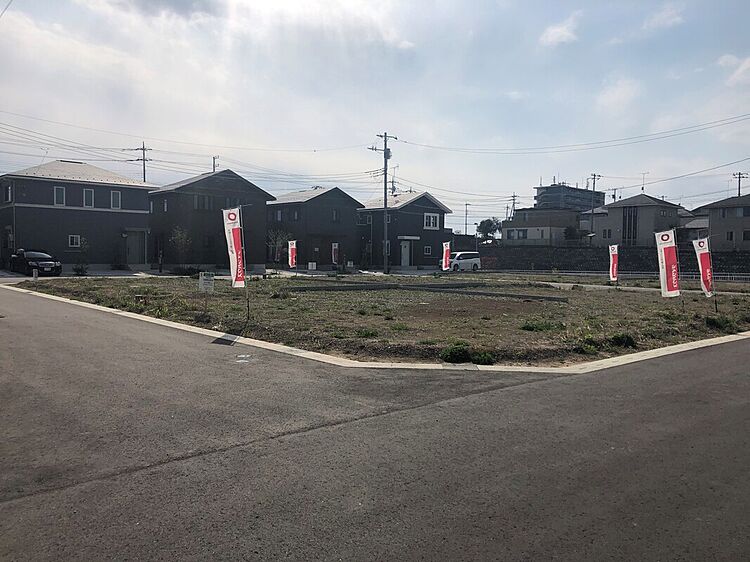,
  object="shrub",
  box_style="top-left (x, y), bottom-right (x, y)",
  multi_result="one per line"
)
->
top-left (439, 341), bottom-right (472, 363)
top-left (705, 315), bottom-right (738, 333)
top-left (72, 263), bottom-right (88, 276)
top-left (270, 290), bottom-right (290, 299)
top-left (355, 327), bottom-right (379, 338)
top-left (609, 332), bottom-right (637, 348)
top-left (470, 351), bottom-right (496, 365)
